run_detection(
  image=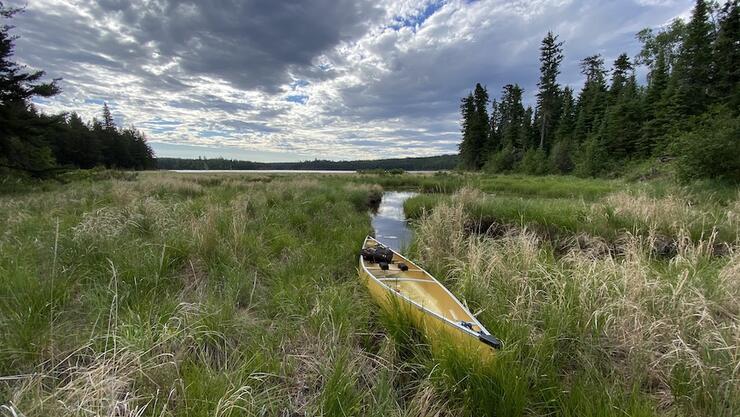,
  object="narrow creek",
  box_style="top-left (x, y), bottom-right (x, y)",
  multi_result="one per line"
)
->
top-left (371, 191), bottom-right (418, 252)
